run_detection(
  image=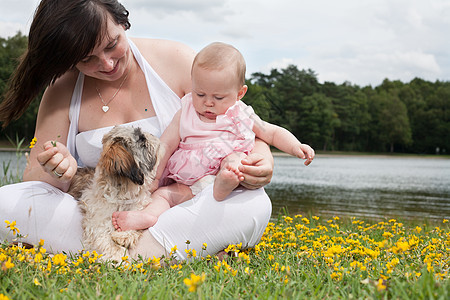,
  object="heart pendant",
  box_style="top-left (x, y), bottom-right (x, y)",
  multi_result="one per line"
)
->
top-left (102, 105), bottom-right (109, 112)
